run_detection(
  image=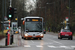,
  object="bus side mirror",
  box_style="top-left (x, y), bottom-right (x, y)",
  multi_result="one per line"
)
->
top-left (23, 21), bottom-right (25, 25)
top-left (21, 18), bottom-right (24, 20)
